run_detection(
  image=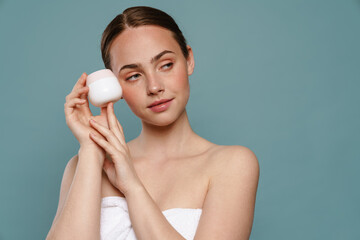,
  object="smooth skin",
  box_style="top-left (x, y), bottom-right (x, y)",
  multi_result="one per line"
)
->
top-left (47, 25), bottom-right (259, 240)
